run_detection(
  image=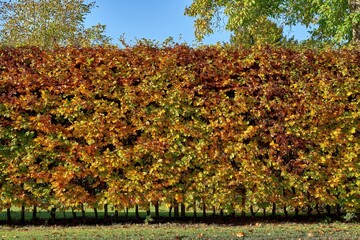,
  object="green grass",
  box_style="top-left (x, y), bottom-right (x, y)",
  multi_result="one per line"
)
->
top-left (0, 222), bottom-right (359, 239)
